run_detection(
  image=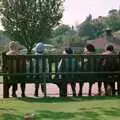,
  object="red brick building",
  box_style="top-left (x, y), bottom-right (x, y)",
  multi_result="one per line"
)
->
top-left (87, 37), bottom-right (120, 52)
